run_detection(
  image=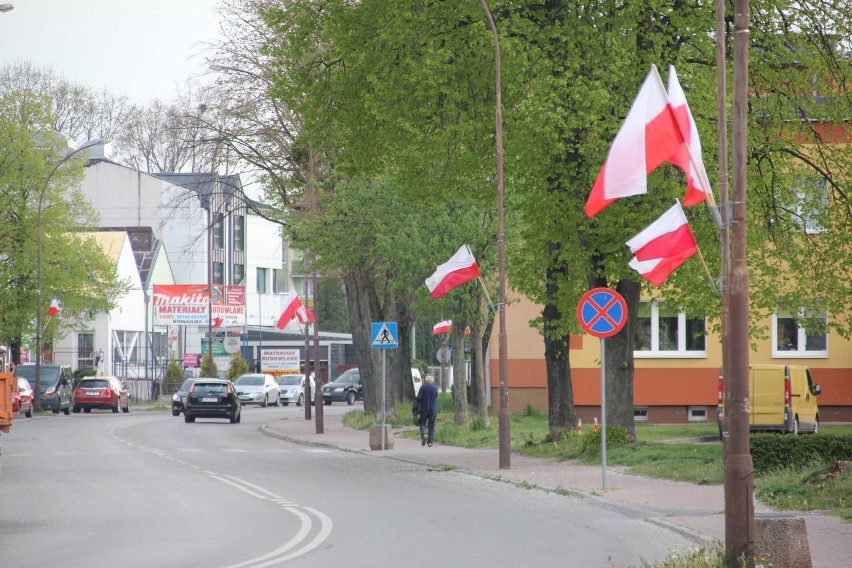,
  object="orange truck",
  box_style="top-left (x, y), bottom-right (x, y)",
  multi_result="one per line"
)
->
top-left (1, 370), bottom-right (15, 434)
